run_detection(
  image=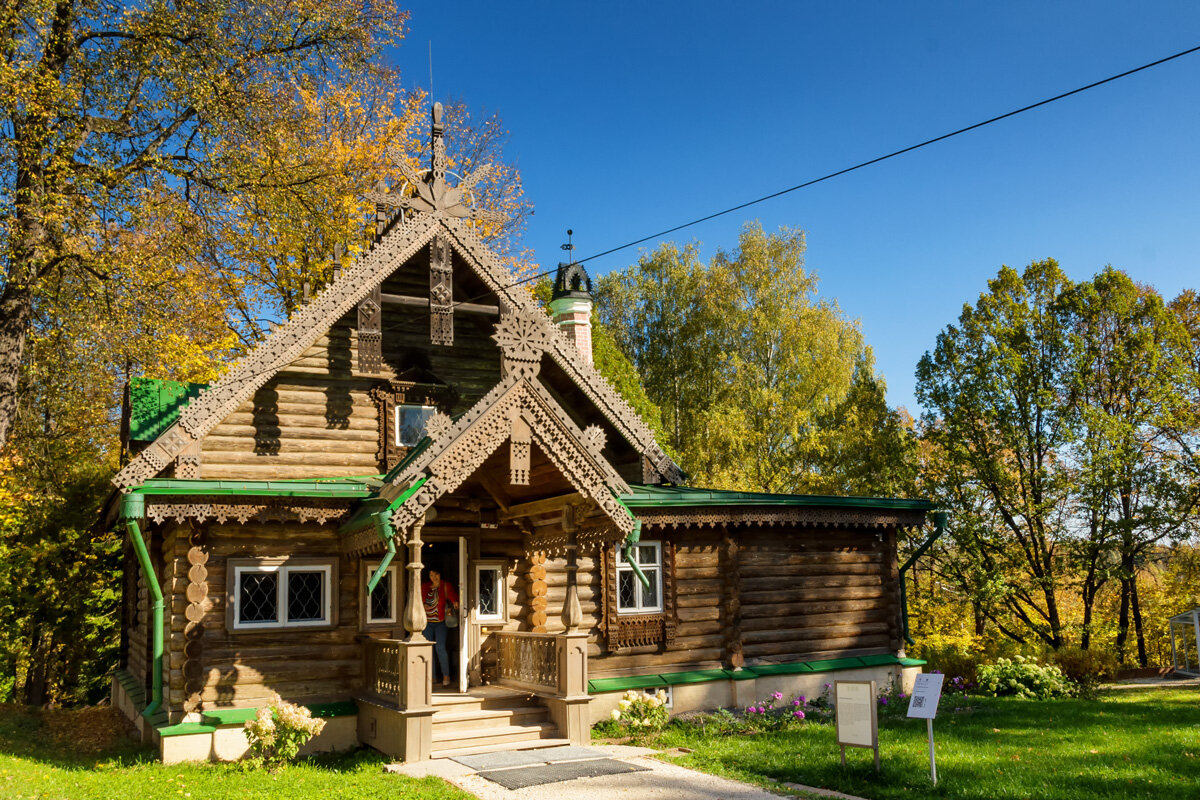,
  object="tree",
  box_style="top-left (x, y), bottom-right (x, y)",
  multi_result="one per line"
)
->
top-left (1062, 268), bottom-right (1198, 664)
top-left (916, 260), bottom-right (1076, 649)
top-left (0, 0), bottom-right (409, 452)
